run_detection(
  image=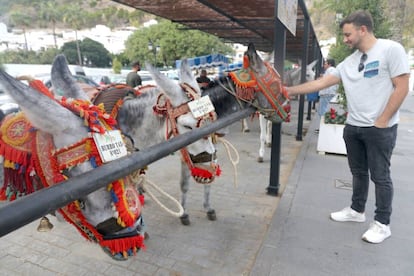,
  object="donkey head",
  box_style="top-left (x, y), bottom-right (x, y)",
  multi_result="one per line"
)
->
top-left (204, 43), bottom-right (290, 123)
top-left (145, 60), bottom-right (216, 157)
top-left (0, 55), bottom-right (145, 260)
